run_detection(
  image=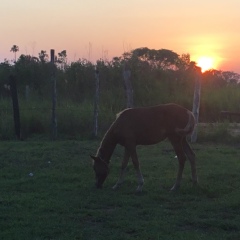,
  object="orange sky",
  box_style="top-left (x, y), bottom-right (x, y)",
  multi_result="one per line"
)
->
top-left (1, 0), bottom-right (240, 73)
